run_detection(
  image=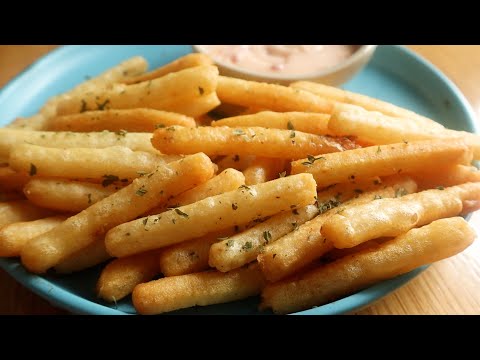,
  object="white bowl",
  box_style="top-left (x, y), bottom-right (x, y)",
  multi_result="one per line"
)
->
top-left (193, 45), bottom-right (377, 86)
